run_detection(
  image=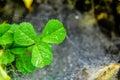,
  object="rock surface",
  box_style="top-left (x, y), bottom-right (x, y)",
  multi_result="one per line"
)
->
top-left (13, 4), bottom-right (117, 80)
